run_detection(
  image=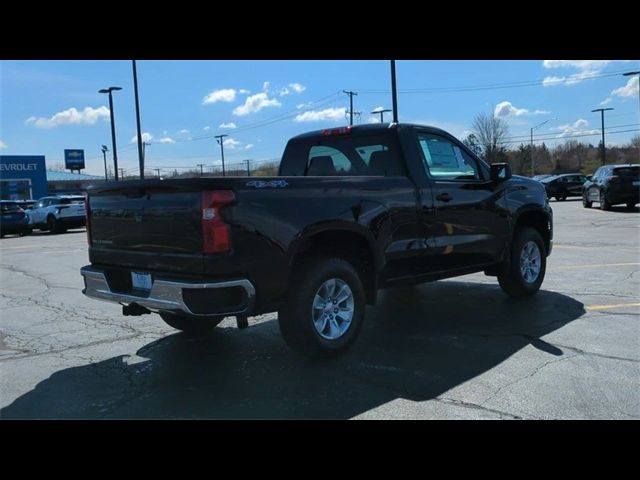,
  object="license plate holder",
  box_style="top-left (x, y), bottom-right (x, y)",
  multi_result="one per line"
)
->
top-left (131, 271), bottom-right (152, 291)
